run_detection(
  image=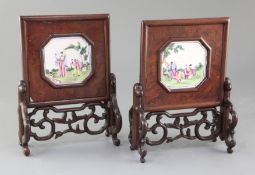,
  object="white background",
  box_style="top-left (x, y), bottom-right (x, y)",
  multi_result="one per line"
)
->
top-left (0, 0), bottom-right (254, 175)
top-left (164, 41), bottom-right (207, 70)
top-left (43, 36), bottom-right (91, 70)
